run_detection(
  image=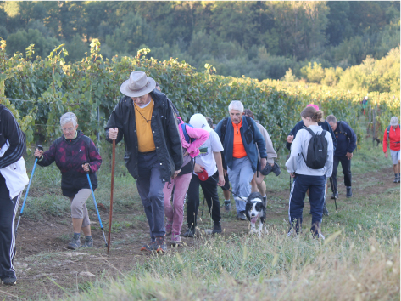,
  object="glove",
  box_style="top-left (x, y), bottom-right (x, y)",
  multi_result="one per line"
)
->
top-left (260, 161), bottom-right (281, 177)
